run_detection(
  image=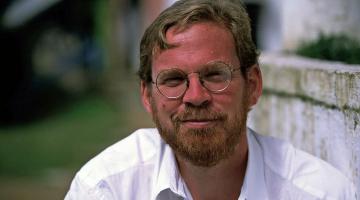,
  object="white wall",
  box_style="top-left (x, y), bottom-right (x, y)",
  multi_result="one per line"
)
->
top-left (249, 53), bottom-right (360, 198)
top-left (258, 0), bottom-right (360, 51)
